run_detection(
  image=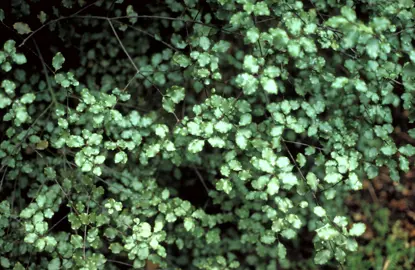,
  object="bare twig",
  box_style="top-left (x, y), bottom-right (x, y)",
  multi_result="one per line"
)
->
top-left (20, 13), bottom-right (240, 48)
top-left (282, 139), bottom-right (325, 151)
top-left (33, 40), bottom-right (57, 105)
top-left (107, 259), bottom-right (134, 267)
top-left (107, 19), bottom-right (182, 122)
top-left (282, 140), bottom-right (345, 270)
top-left (367, 180), bottom-right (379, 204)
top-left (0, 167), bottom-right (8, 193)
top-left (192, 166), bottom-right (209, 194)
top-left (19, 0), bottom-right (102, 47)
top-left (47, 214), bottom-right (69, 232)
top-left (112, 19), bottom-right (178, 51)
